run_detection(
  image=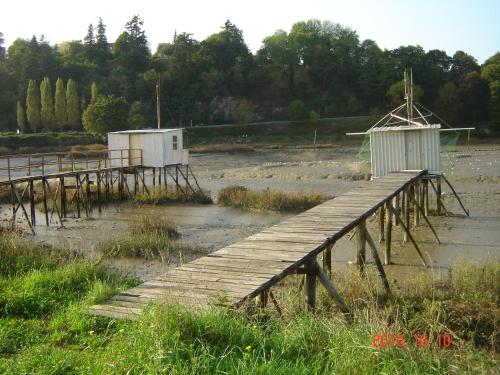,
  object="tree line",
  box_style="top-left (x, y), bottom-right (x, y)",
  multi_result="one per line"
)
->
top-left (0, 16), bottom-right (498, 135)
